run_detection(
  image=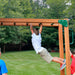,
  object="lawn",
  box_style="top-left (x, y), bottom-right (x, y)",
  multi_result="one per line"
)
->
top-left (1, 51), bottom-right (64, 75)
